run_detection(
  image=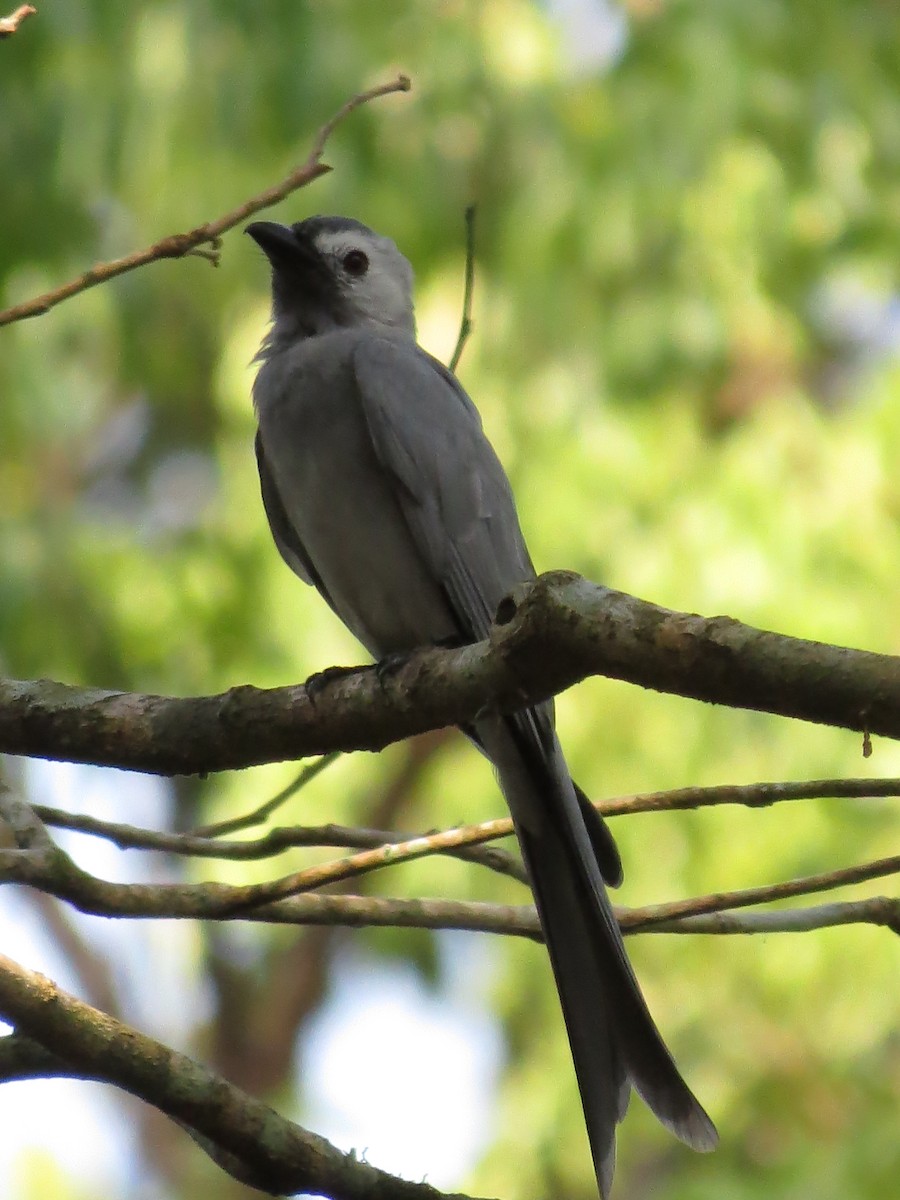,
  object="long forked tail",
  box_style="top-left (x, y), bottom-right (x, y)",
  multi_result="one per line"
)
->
top-left (479, 714), bottom-right (717, 1198)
